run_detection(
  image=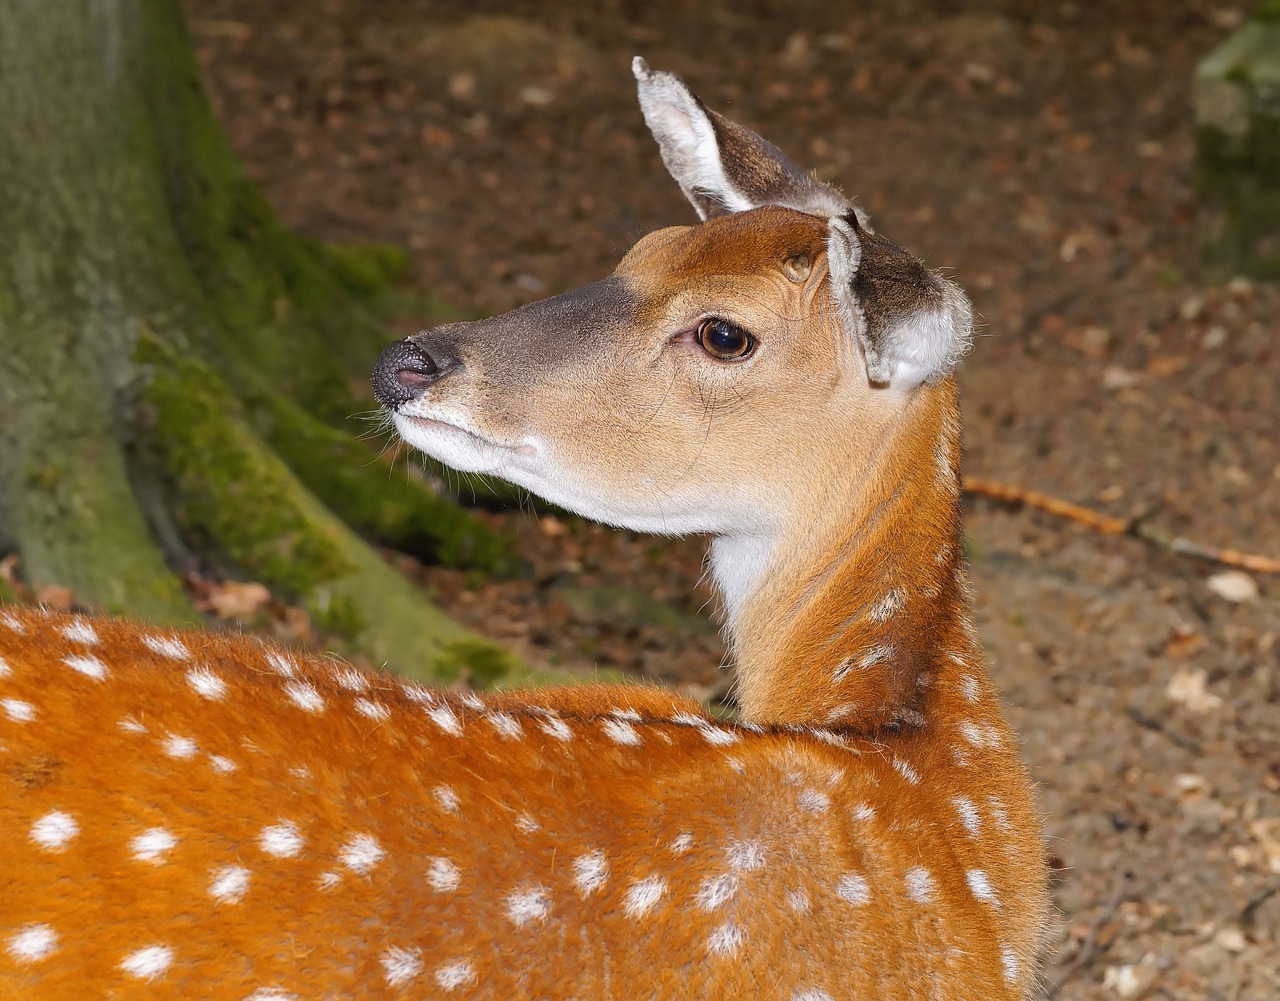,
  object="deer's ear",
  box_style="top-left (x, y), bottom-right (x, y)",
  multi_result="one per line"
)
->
top-left (827, 213), bottom-right (973, 390)
top-left (633, 57), bottom-right (848, 221)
